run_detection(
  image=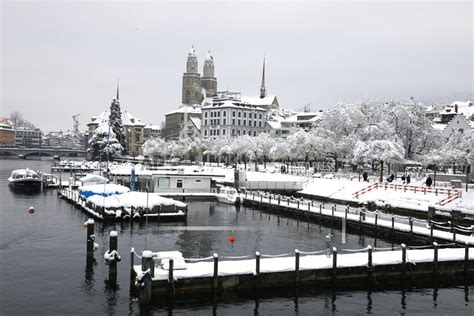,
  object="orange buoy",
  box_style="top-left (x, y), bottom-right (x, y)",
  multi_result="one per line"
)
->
top-left (229, 236), bottom-right (235, 244)
top-left (28, 207), bottom-right (35, 214)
